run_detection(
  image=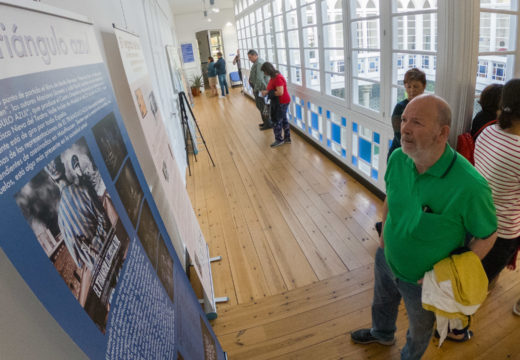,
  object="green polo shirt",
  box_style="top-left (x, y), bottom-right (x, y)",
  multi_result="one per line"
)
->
top-left (384, 145), bottom-right (496, 283)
